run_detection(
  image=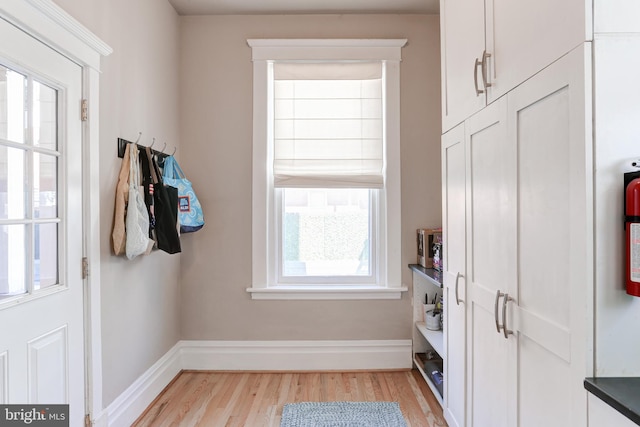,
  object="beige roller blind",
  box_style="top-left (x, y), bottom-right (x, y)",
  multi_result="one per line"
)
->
top-left (273, 61), bottom-right (384, 188)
